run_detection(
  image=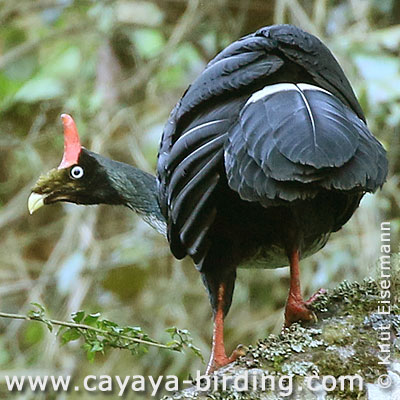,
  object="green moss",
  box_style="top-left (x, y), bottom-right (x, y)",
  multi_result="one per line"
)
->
top-left (165, 272), bottom-right (400, 400)
top-left (310, 278), bottom-right (383, 315)
top-left (321, 323), bottom-right (353, 346)
top-left (242, 325), bottom-right (324, 371)
top-left (240, 278), bottom-right (398, 399)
